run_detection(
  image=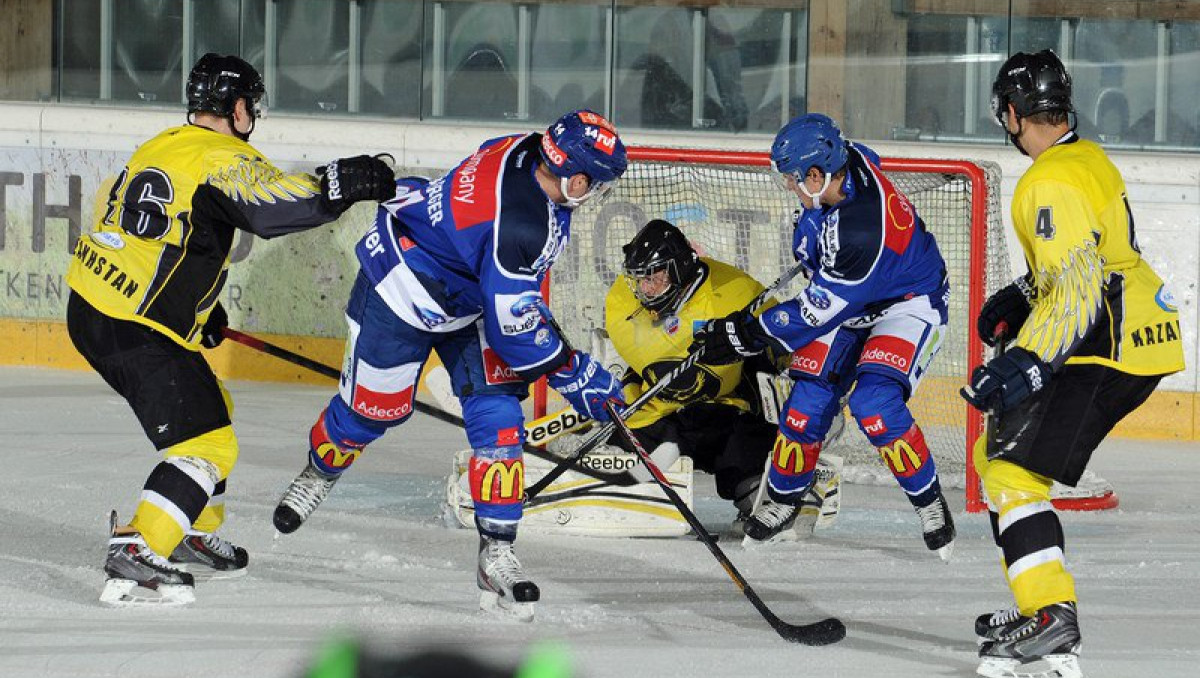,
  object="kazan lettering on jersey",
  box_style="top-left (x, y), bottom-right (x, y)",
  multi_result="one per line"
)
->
top-left (71, 238), bottom-right (140, 298)
top-left (1130, 319), bottom-right (1181, 347)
